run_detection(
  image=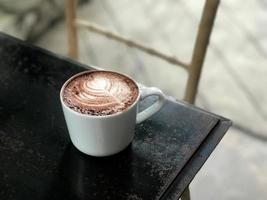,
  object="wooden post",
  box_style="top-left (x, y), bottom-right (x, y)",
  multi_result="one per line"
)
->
top-left (180, 187), bottom-right (191, 200)
top-left (184, 0), bottom-right (220, 104)
top-left (182, 1), bottom-right (220, 200)
top-left (65, 0), bottom-right (78, 59)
